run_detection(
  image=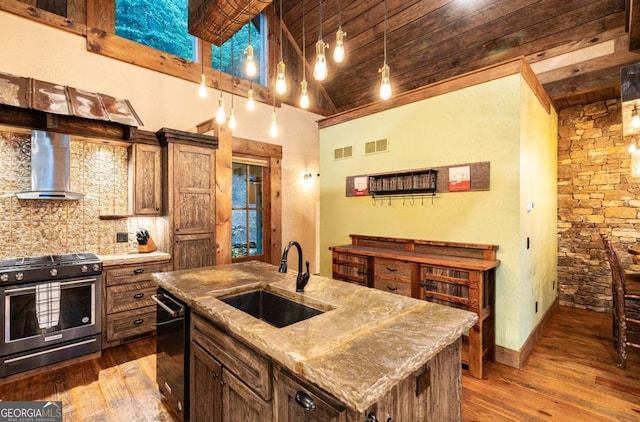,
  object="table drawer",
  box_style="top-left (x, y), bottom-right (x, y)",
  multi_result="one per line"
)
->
top-left (374, 258), bottom-right (413, 282)
top-left (106, 307), bottom-right (156, 341)
top-left (374, 278), bottom-right (412, 297)
top-left (106, 280), bottom-right (157, 314)
top-left (332, 252), bottom-right (369, 285)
